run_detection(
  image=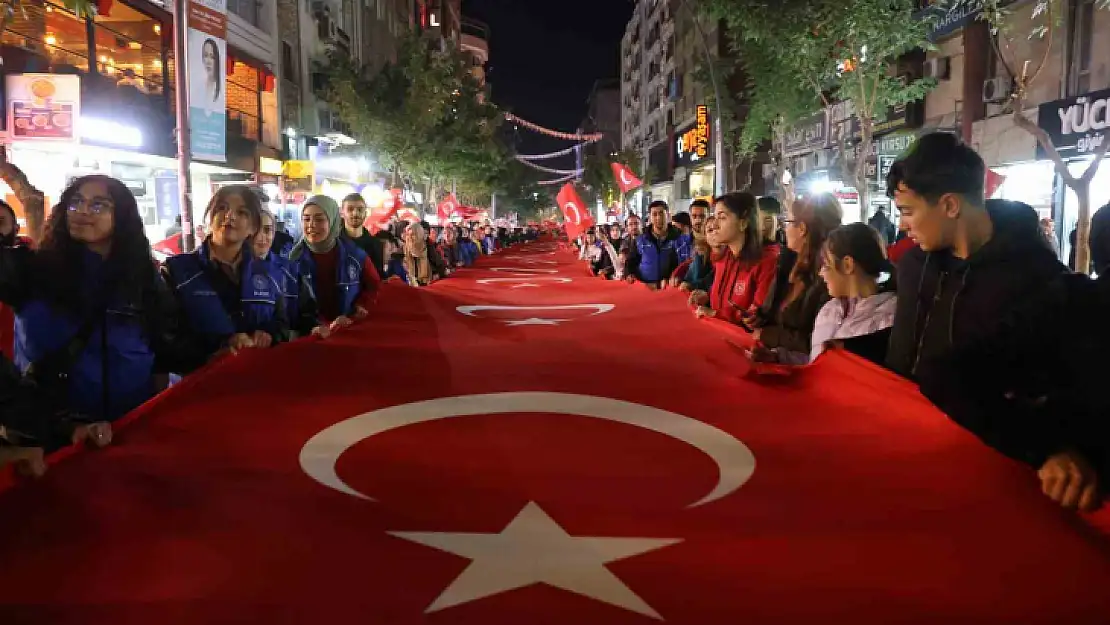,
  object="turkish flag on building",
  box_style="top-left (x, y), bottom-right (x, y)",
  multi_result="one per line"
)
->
top-left (556, 183), bottom-right (594, 239)
top-left (986, 168), bottom-right (1007, 198)
top-left (611, 162), bottom-right (643, 193)
top-left (437, 193), bottom-right (461, 222)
